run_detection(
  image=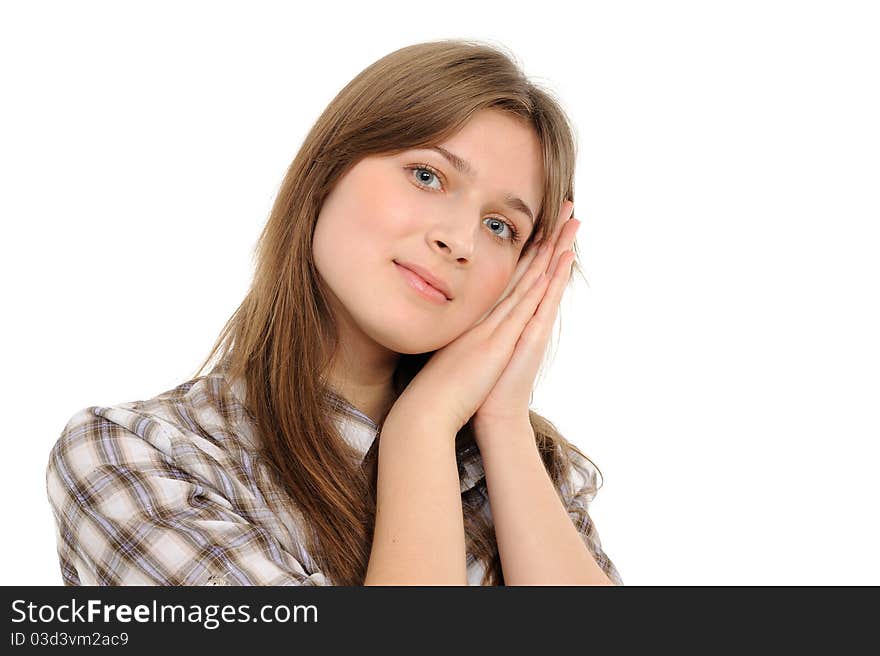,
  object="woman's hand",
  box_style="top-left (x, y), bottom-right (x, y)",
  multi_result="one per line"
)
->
top-left (471, 203), bottom-right (581, 435)
top-left (388, 200), bottom-right (579, 437)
